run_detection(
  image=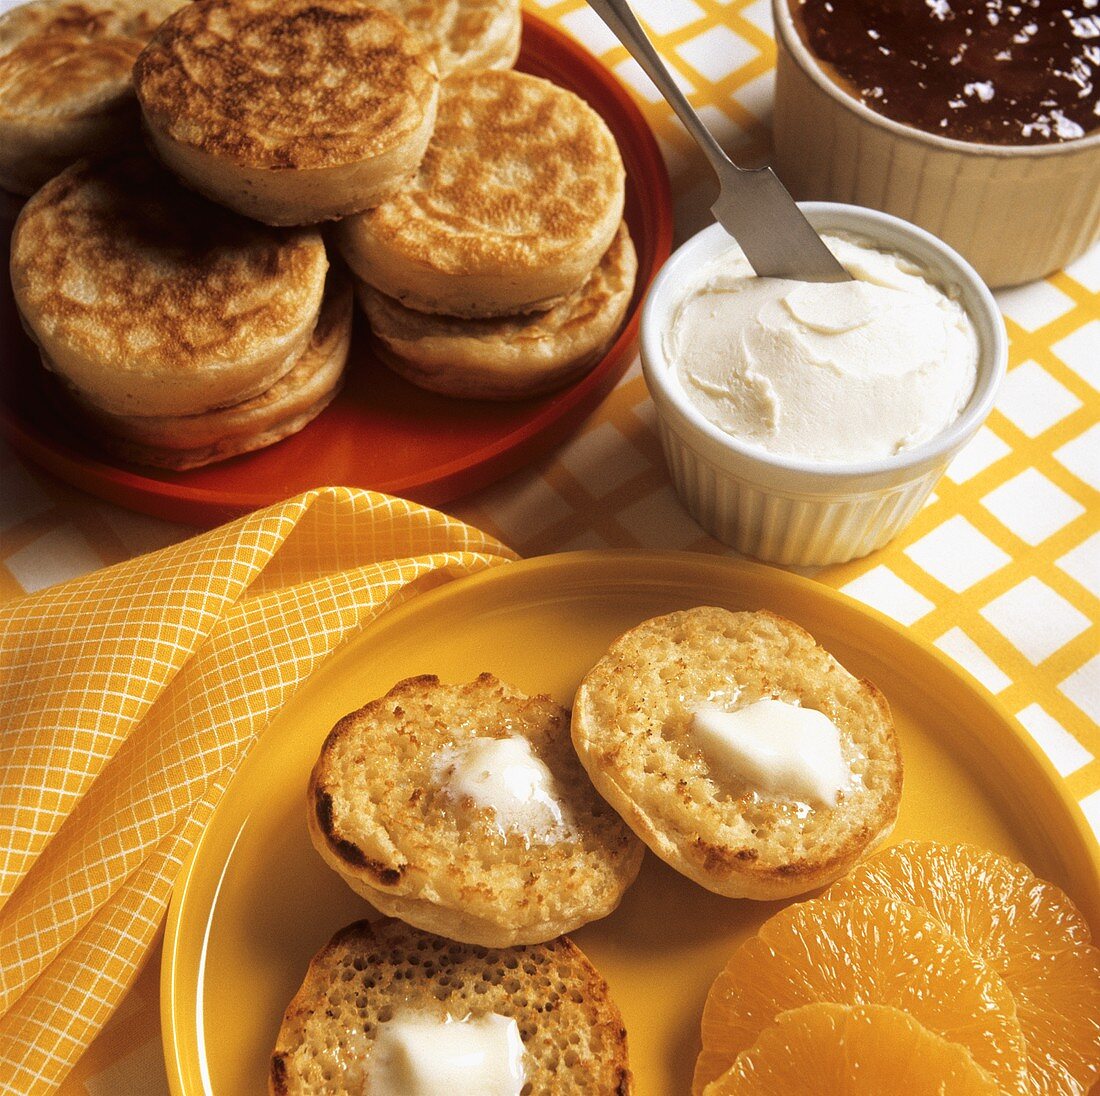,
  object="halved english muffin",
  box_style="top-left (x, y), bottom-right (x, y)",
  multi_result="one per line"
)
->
top-left (307, 673), bottom-right (644, 947)
top-left (571, 607), bottom-right (903, 901)
top-left (270, 919), bottom-right (633, 1095)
